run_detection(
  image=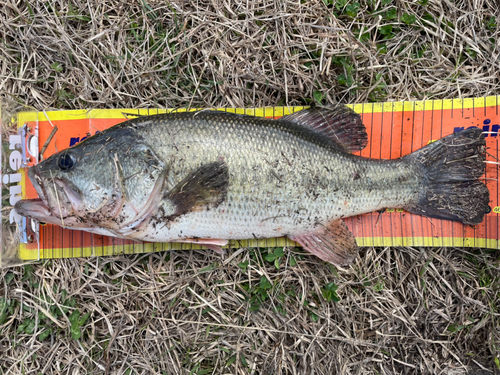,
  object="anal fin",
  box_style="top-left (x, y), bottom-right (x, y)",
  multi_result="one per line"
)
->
top-left (288, 220), bottom-right (358, 266)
